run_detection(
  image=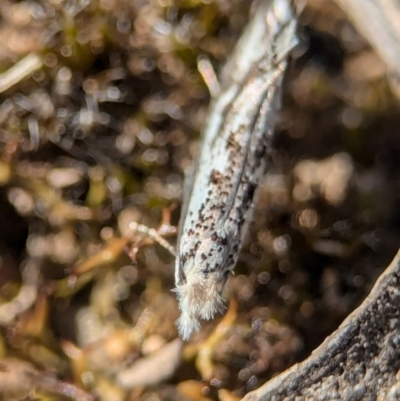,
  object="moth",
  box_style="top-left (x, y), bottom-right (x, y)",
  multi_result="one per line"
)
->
top-left (174, 0), bottom-right (299, 340)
